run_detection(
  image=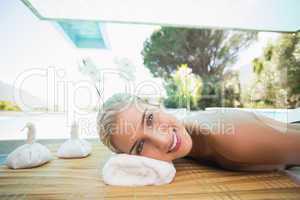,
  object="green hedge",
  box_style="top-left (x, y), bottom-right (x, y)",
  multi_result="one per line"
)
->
top-left (0, 101), bottom-right (21, 111)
